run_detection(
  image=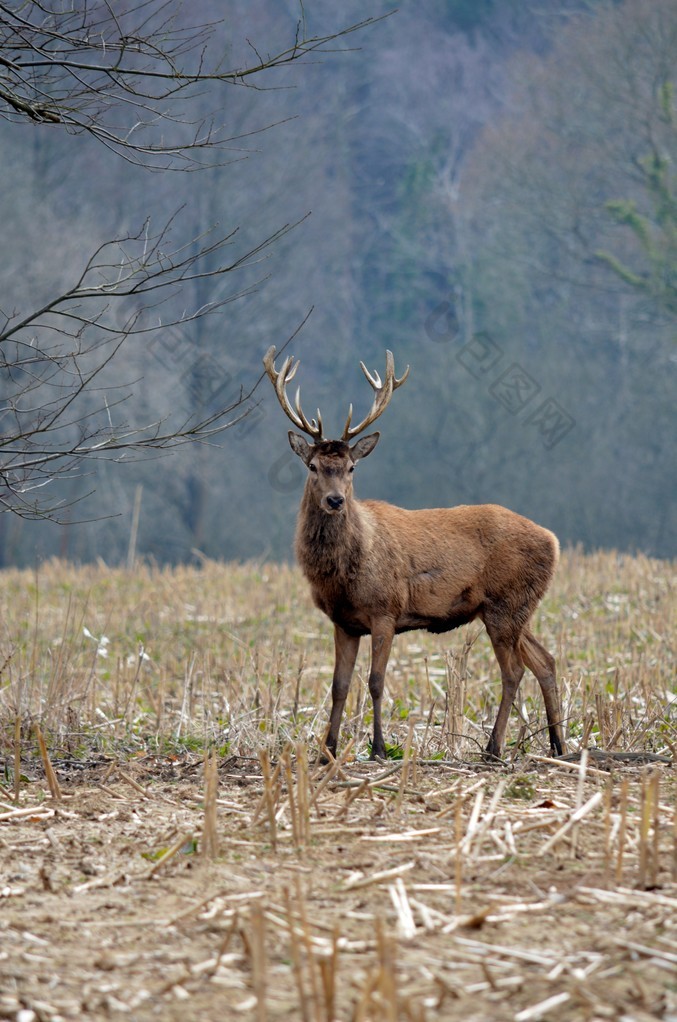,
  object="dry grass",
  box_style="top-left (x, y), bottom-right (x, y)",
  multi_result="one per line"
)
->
top-left (0, 548), bottom-right (673, 763)
top-left (0, 550), bottom-right (675, 1020)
